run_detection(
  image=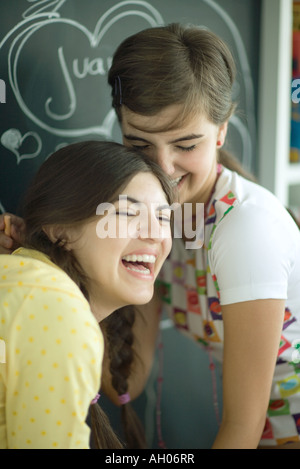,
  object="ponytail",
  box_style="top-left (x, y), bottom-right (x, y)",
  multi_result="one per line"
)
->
top-left (103, 306), bottom-right (148, 448)
top-left (90, 401), bottom-right (124, 449)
